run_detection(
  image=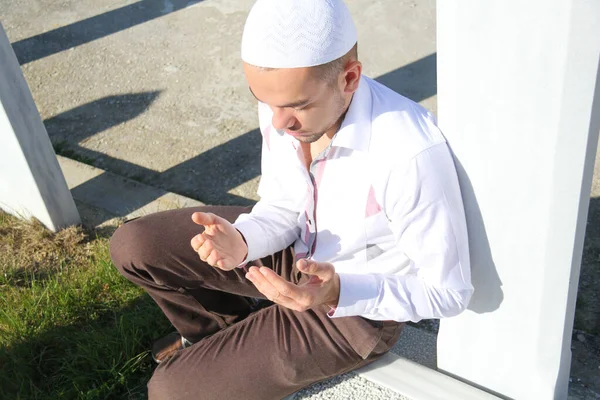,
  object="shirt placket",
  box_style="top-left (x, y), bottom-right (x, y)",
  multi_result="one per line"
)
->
top-left (299, 140), bottom-right (334, 260)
